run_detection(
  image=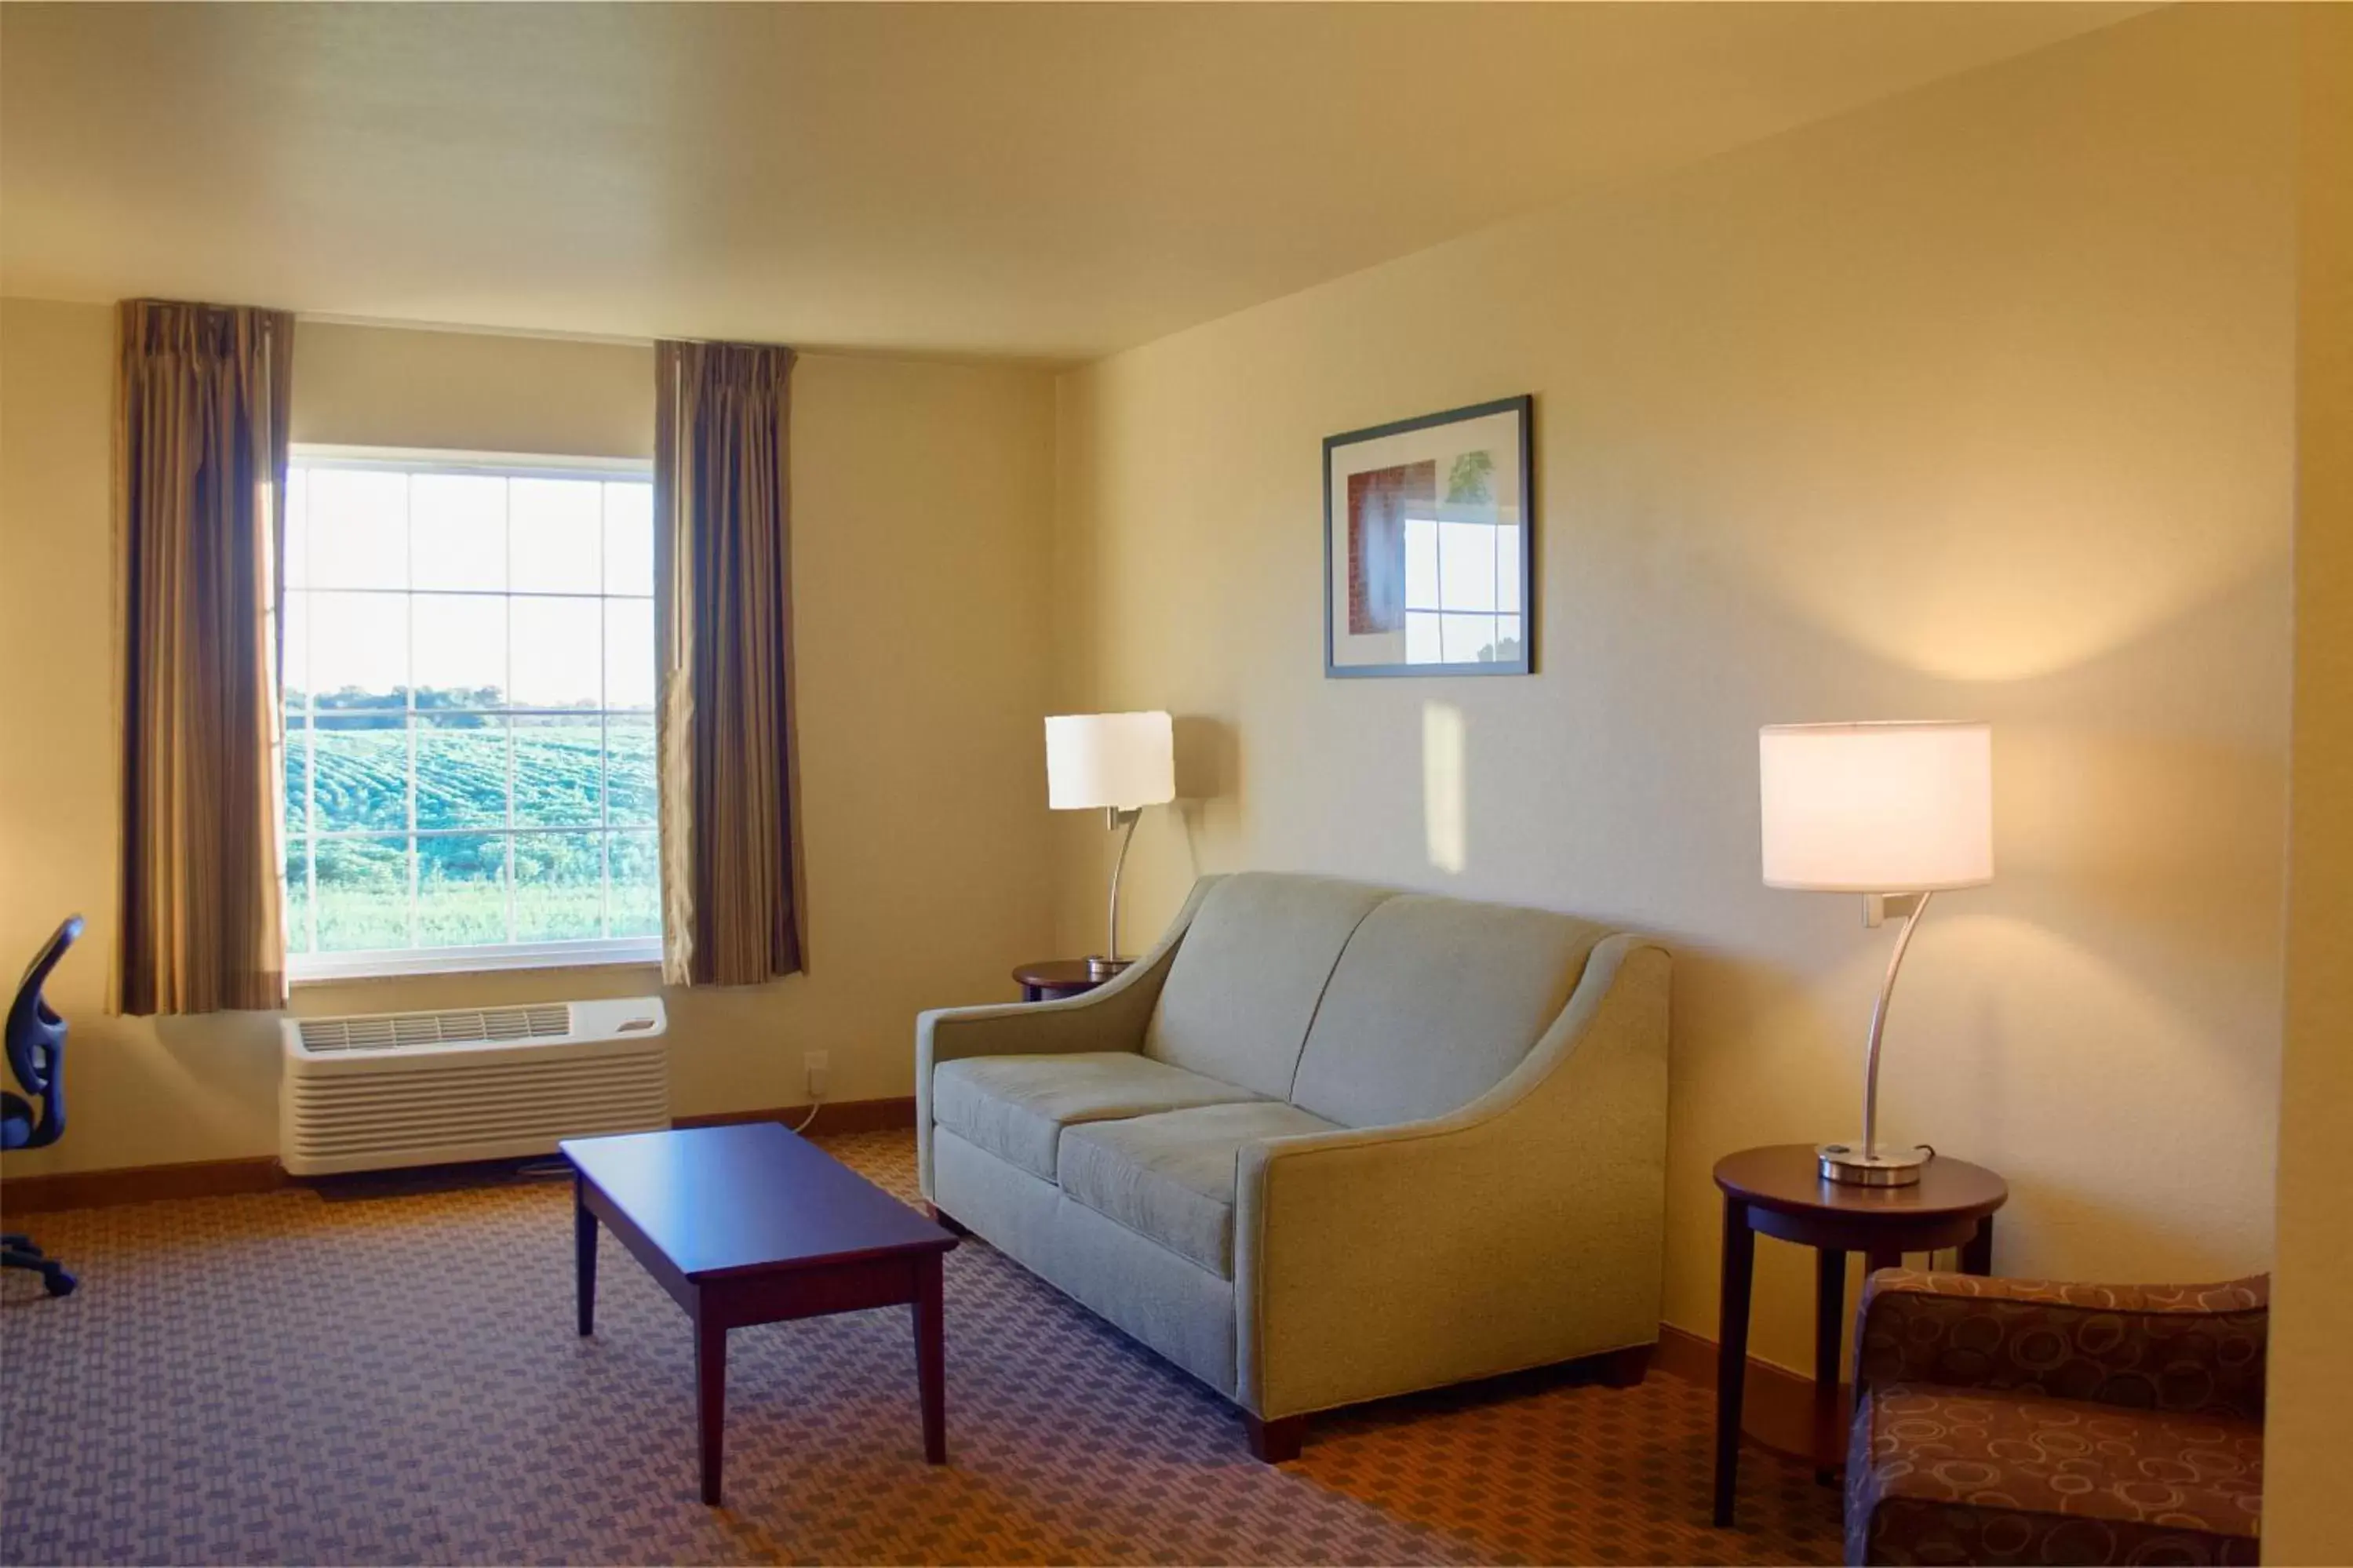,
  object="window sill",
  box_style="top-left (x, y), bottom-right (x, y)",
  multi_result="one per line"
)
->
top-left (286, 939), bottom-right (664, 986)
